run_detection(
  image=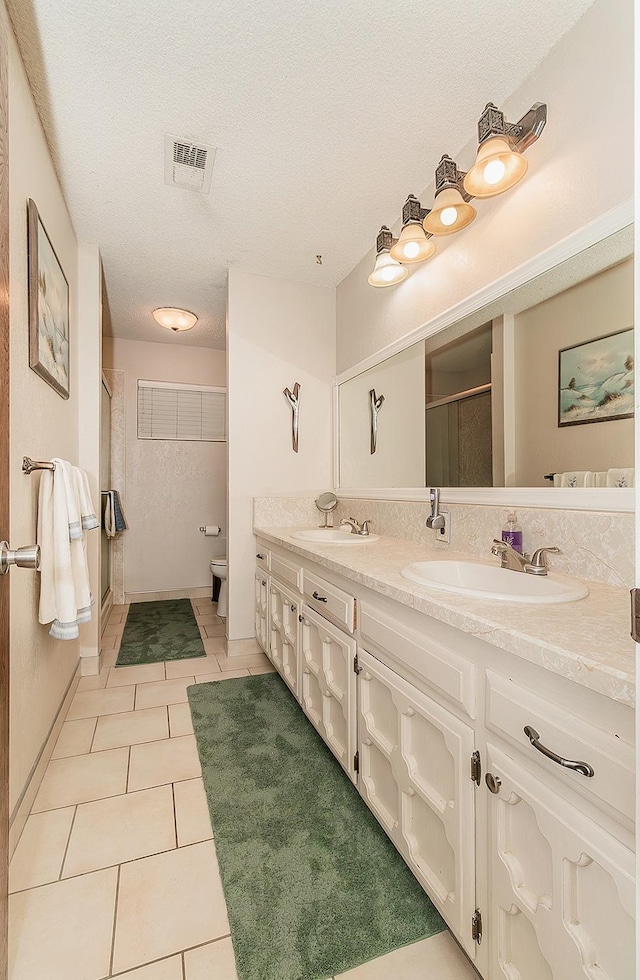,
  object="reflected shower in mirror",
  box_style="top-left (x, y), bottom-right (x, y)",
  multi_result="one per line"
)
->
top-left (338, 226), bottom-right (634, 490)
